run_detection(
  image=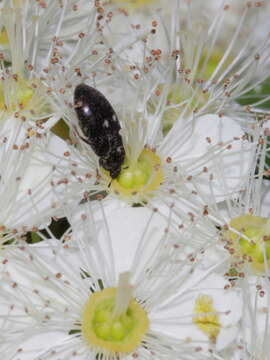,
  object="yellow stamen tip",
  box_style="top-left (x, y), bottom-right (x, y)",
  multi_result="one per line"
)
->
top-left (0, 28), bottom-right (8, 46)
top-left (193, 294), bottom-right (221, 343)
